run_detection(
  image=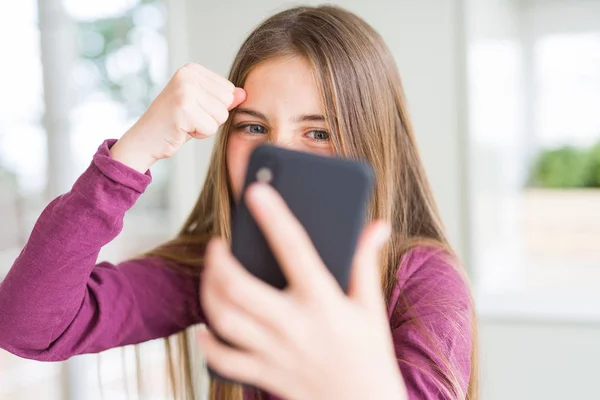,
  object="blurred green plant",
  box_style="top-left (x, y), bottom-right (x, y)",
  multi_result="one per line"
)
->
top-left (588, 142), bottom-right (600, 187)
top-left (76, 0), bottom-right (164, 117)
top-left (529, 141), bottom-right (600, 188)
